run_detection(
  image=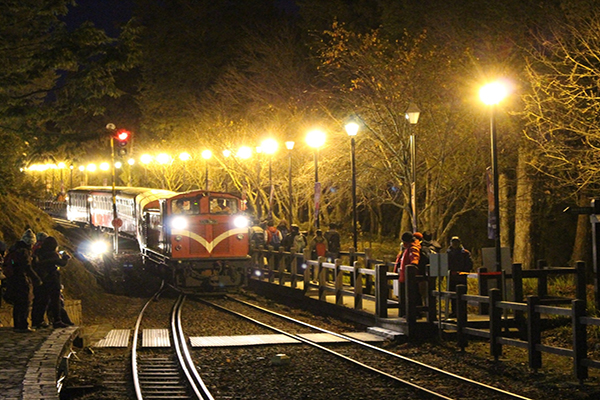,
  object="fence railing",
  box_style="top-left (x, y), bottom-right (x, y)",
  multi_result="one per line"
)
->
top-left (444, 286), bottom-right (600, 383)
